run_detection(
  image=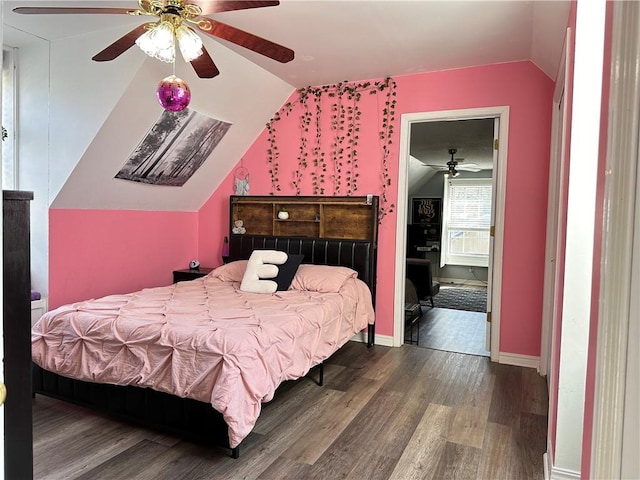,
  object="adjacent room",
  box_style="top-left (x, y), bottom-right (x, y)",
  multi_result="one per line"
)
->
top-left (2, 1), bottom-right (638, 479)
top-left (404, 118), bottom-right (493, 357)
